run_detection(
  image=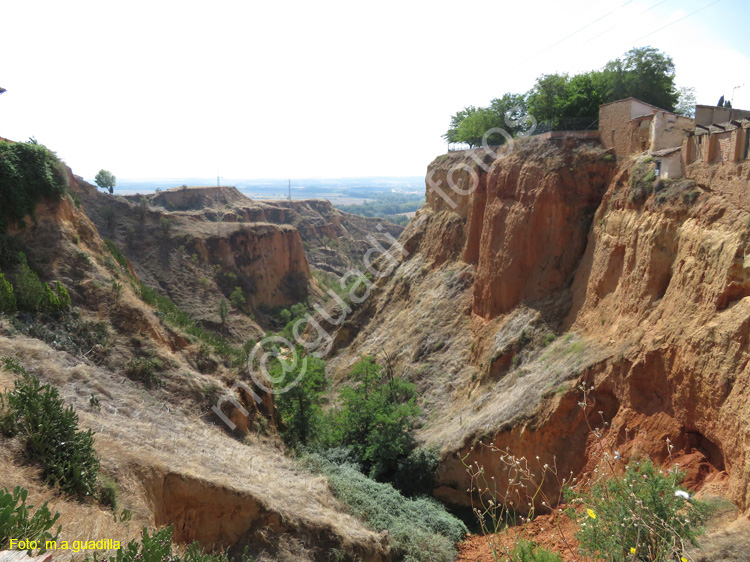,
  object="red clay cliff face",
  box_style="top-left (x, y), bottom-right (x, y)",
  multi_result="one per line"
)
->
top-left (472, 145), bottom-right (613, 319)
top-left (418, 139), bottom-right (615, 318)
top-left (331, 137), bottom-right (750, 516)
top-left (436, 158), bottom-right (750, 511)
top-left (193, 224), bottom-right (310, 308)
